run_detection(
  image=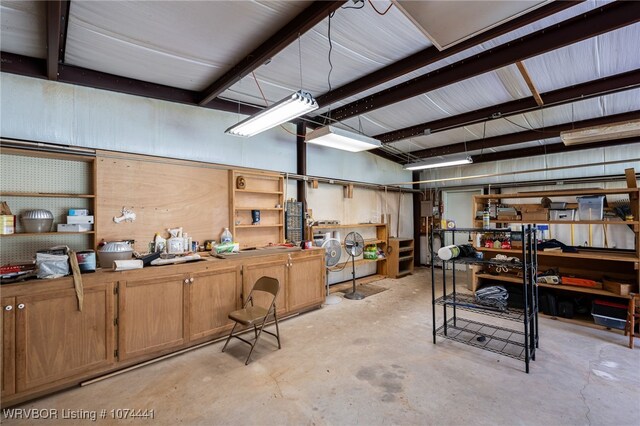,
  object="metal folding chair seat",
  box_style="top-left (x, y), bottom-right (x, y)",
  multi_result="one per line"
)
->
top-left (222, 276), bottom-right (281, 364)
